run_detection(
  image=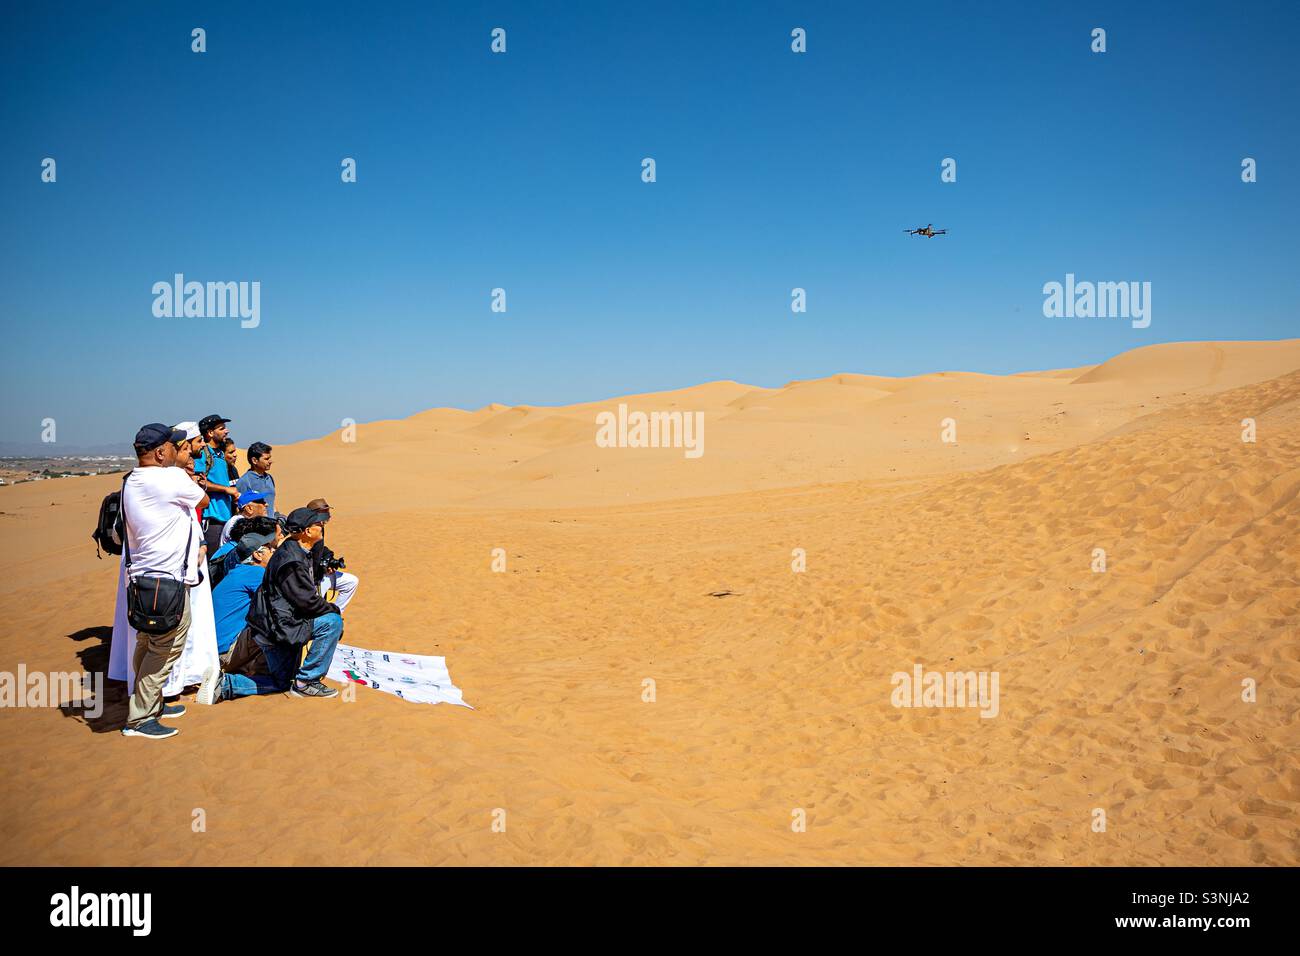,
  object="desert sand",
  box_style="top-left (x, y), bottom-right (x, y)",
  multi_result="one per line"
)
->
top-left (1, 338), bottom-right (1297, 865)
